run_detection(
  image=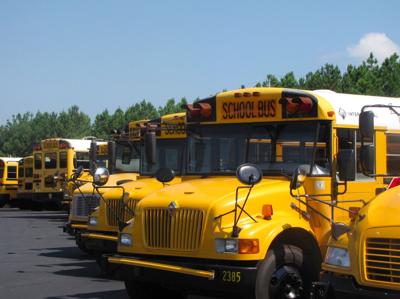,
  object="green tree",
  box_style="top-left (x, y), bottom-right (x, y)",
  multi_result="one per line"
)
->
top-left (56, 105), bottom-right (92, 138)
top-left (125, 100), bottom-right (159, 122)
top-left (158, 97), bottom-right (187, 116)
